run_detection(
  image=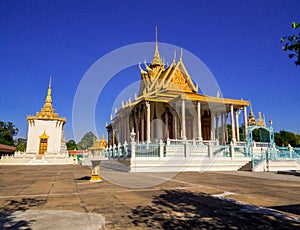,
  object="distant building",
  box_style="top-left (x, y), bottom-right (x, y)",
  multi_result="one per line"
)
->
top-left (26, 78), bottom-right (66, 155)
top-left (0, 143), bottom-right (16, 157)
